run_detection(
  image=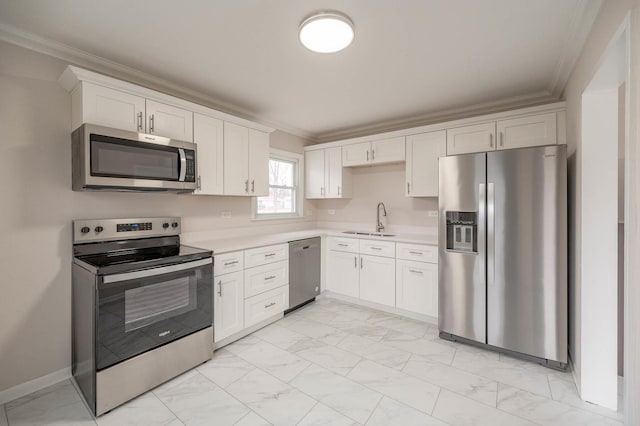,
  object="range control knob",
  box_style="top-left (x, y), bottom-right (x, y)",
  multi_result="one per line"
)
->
top-left (171, 222), bottom-right (179, 228)
top-left (80, 226), bottom-right (90, 234)
top-left (94, 226), bottom-right (104, 233)
top-left (162, 223), bottom-right (170, 229)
